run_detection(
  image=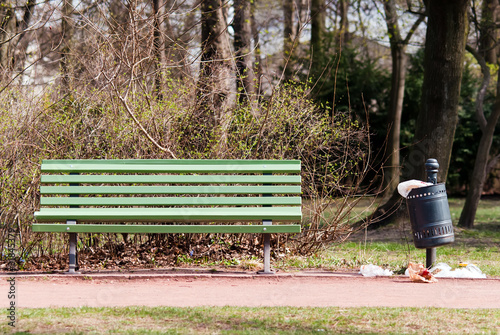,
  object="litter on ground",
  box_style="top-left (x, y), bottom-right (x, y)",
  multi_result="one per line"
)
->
top-left (360, 264), bottom-right (393, 277)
